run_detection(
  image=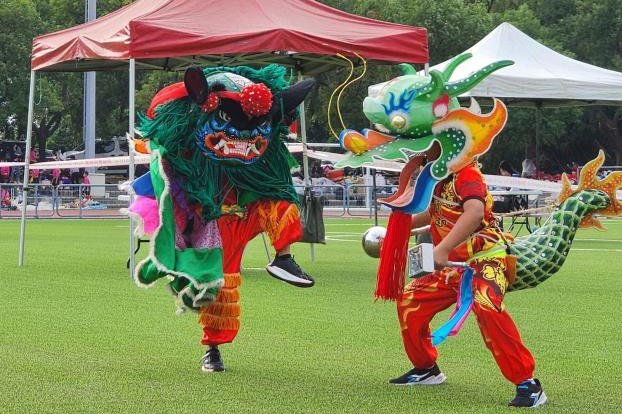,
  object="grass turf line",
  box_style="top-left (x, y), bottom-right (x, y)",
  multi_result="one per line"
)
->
top-left (0, 218), bottom-right (621, 413)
